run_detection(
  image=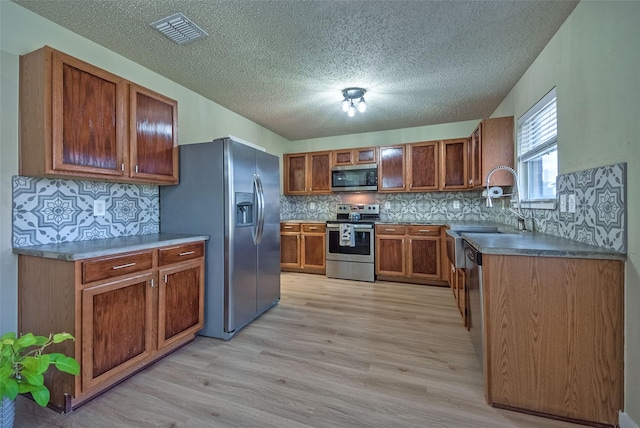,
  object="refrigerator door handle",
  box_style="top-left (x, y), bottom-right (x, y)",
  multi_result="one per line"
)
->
top-left (253, 174), bottom-right (265, 244)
